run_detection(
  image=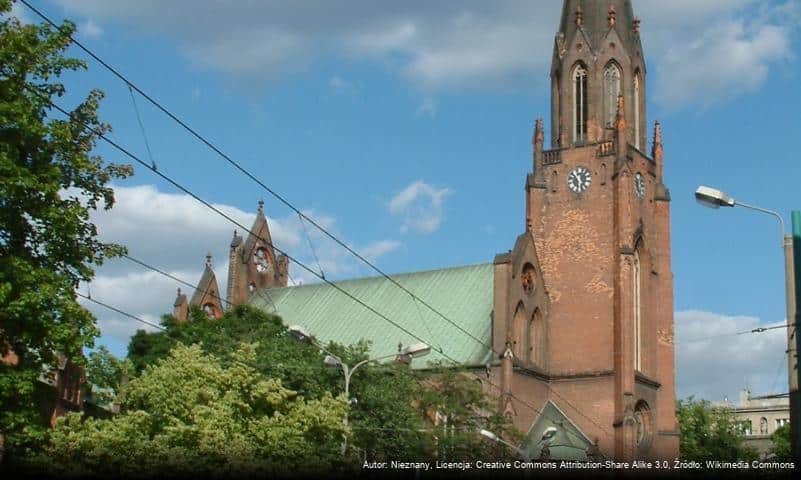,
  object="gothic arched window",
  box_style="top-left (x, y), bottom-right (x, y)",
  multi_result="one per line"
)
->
top-left (604, 63), bottom-right (621, 128)
top-left (513, 302), bottom-right (526, 360)
top-left (634, 71), bottom-right (641, 149)
top-left (573, 64), bottom-right (588, 143)
top-left (203, 303), bottom-right (216, 318)
top-left (529, 308), bottom-right (544, 366)
top-left (633, 246), bottom-right (642, 371)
